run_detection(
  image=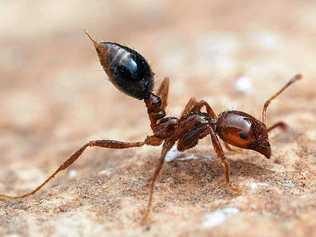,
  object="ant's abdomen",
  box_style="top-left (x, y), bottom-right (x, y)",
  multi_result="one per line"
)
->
top-left (95, 42), bottom-right (154, 100)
